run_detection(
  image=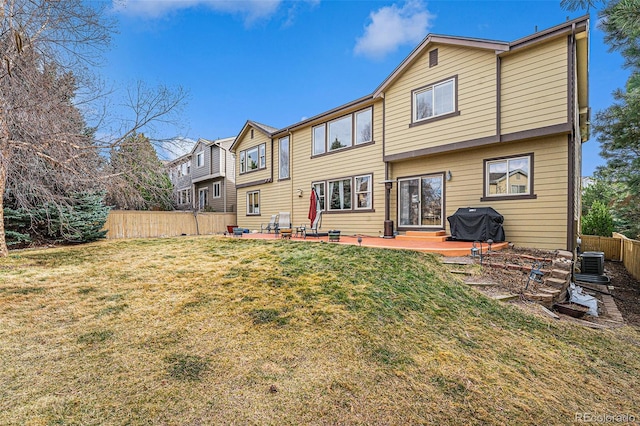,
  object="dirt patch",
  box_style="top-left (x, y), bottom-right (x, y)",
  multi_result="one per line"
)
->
top-left (454, 247), bottom-right (640, 327)
top-left (606, 261), bottom-right (640, 327)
